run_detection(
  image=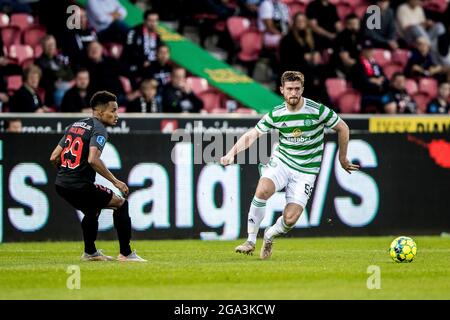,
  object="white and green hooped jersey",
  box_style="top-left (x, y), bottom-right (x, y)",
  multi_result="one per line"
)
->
top-left (255, 98), bottom-right (341, 175)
